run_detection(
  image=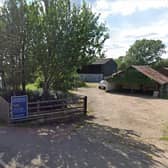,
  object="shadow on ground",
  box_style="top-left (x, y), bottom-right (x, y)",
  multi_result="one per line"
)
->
top-left (0, 118), bottom-right (167, 168)
top-left (107, 90), bottom-right (164, 100)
